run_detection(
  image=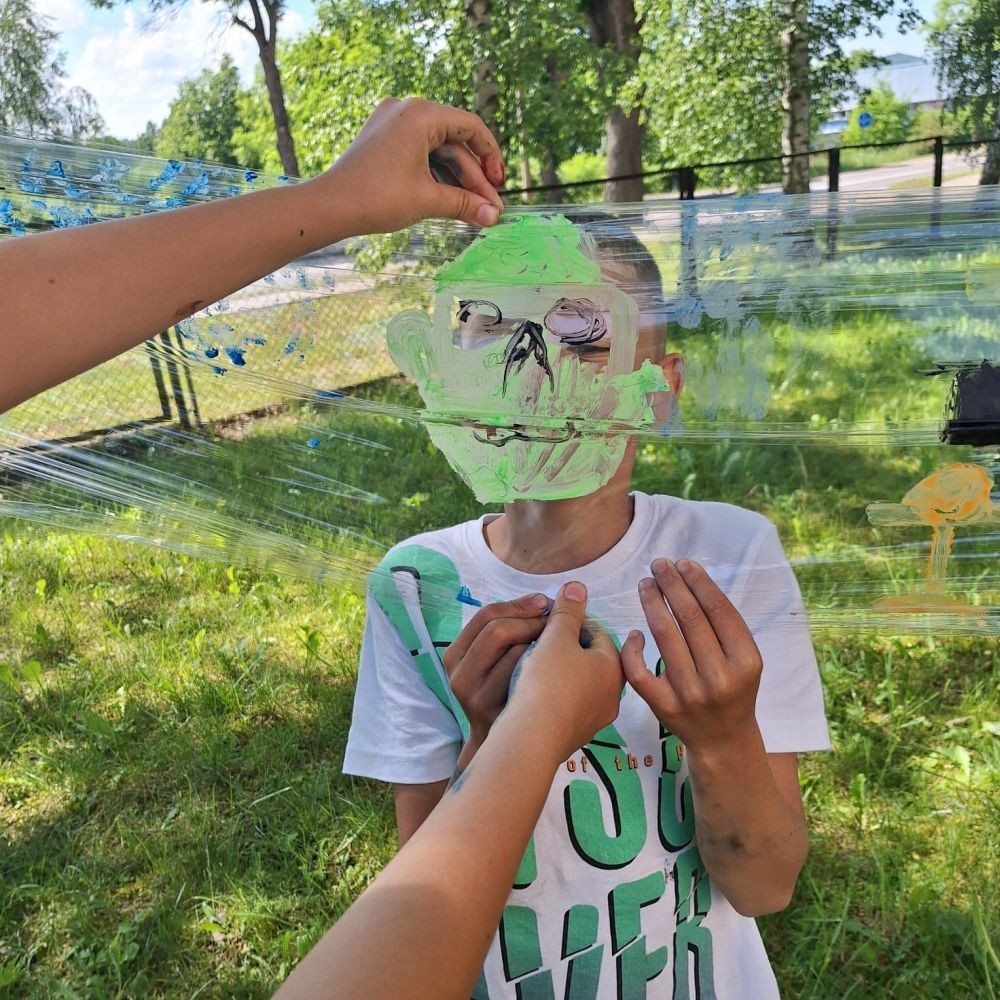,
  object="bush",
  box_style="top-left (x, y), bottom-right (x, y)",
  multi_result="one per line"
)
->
top-left (842, 81), bottom-right (914, 147)
top-left (557, 151), bottom-right (607, 204)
